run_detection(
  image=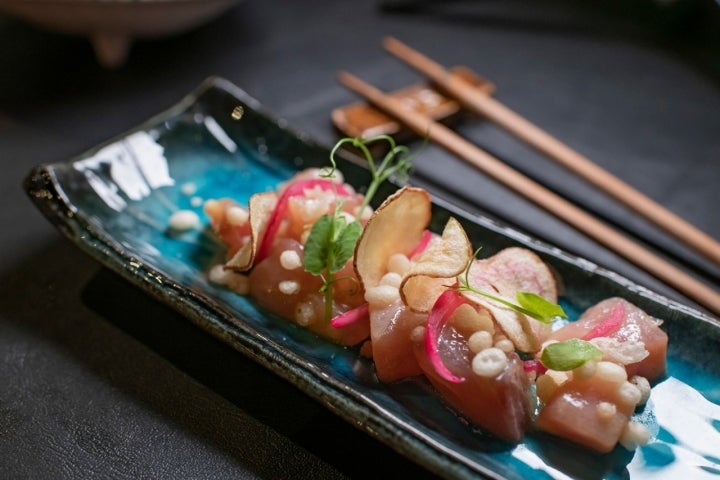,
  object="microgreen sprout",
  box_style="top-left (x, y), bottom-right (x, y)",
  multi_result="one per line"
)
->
top-left (303, 135), bottom-right (415, 322)
top-left (540, 338), bottom-right (603, 371)
top-left (329, 134), bottom-right (414, 221)
top-left (456, 249), bottom-right (567, 324)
